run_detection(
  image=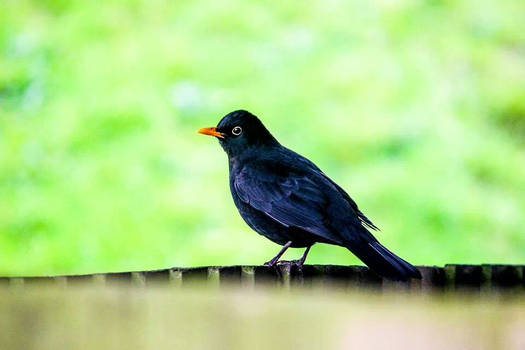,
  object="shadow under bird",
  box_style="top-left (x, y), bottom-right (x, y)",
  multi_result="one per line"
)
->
top-left (198, 110), bottom-right (421, 281)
